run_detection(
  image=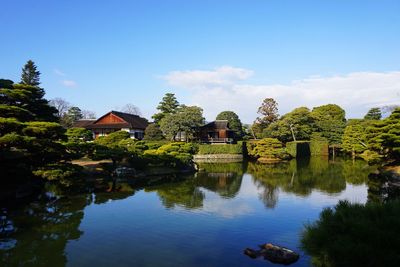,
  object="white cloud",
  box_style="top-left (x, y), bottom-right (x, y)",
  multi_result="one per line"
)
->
top-left (163, 65), bottom-right (254, 88)
top-left (54, 69), bottom-right (66, 76)
top-left (62, 80), bottom-right (77, 88)
top-left (162, 66), bottom-right (400, 122)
